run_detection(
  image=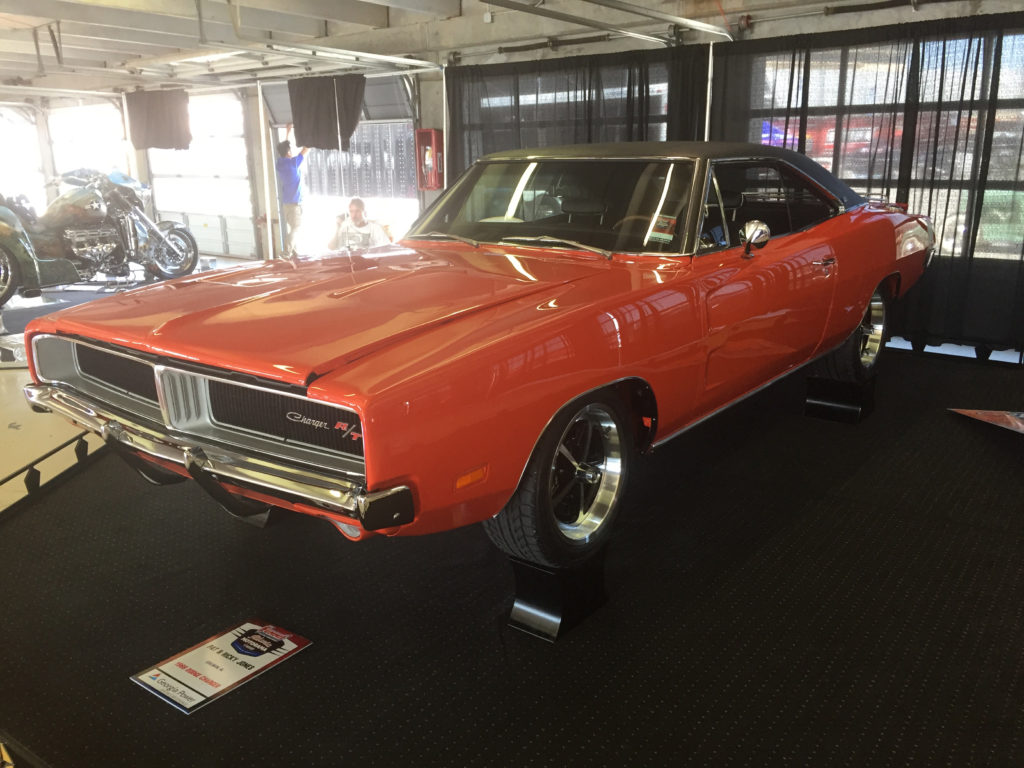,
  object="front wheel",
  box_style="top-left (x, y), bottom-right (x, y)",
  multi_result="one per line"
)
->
top-left (815, 286), bottom-right (889, 383)
top-left (483, 392), bottom-right (633, 568)
top-left (0, 245), bottom-right (22, 308)
top-left (146, 225), bottom-right (199, 280)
